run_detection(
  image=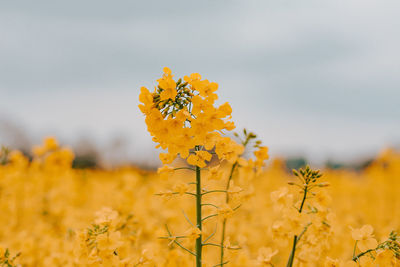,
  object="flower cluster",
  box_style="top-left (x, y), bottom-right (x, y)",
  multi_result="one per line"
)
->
top-left (0, 139), bottom-right (399, 266)
top-left (32, 137), bottom-right (75, 169)
top-left (269, 166), bottom-right (334, 266)
top-left (139, 67), bottom-right (241, 167)
top-left (140, 68), bottom-right (269, 266)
